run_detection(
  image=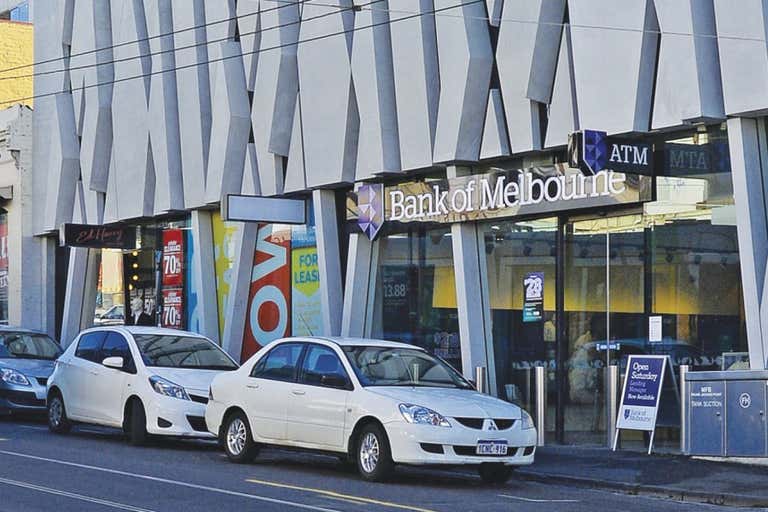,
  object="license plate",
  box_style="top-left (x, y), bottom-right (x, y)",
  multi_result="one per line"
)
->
top-left (476, 440), bottom-right (508, 455)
